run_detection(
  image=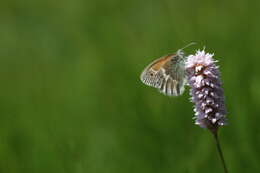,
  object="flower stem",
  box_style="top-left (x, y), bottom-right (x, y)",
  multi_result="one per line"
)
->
top-left (212, 132), bottom-right (228, 173)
